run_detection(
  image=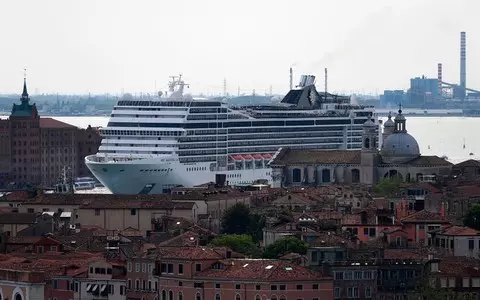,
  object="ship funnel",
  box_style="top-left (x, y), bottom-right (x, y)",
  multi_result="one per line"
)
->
top-left (298, 75), bottom-right (316, 88)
